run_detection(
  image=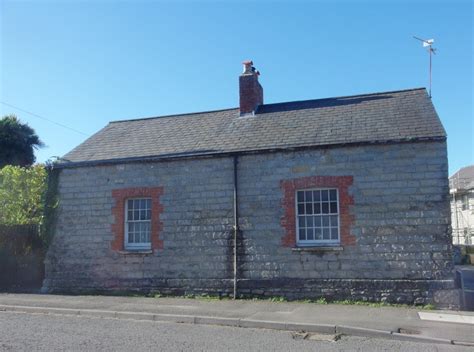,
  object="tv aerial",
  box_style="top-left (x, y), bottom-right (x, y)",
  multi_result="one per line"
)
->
top-left (413, 36), bottom-right (437, 97)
